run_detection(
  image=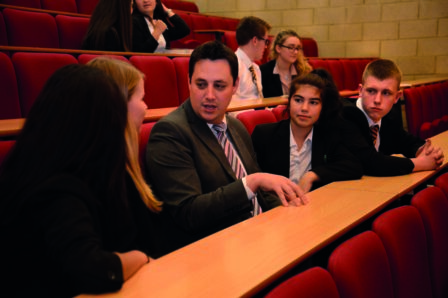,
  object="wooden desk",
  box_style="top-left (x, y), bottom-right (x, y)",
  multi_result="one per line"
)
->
top-left (400, 76), bottom-right (448, 88)
top-left (77, 130), bottom-right (448, 298)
